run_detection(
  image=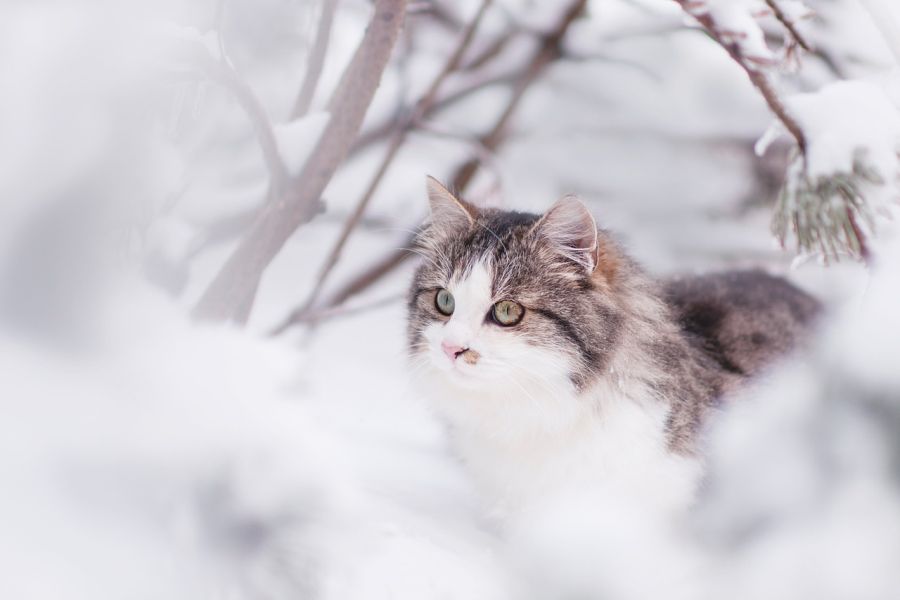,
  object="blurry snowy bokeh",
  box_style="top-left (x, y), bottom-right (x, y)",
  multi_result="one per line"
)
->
top-left (2, 0), bottom-right (900, 598)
